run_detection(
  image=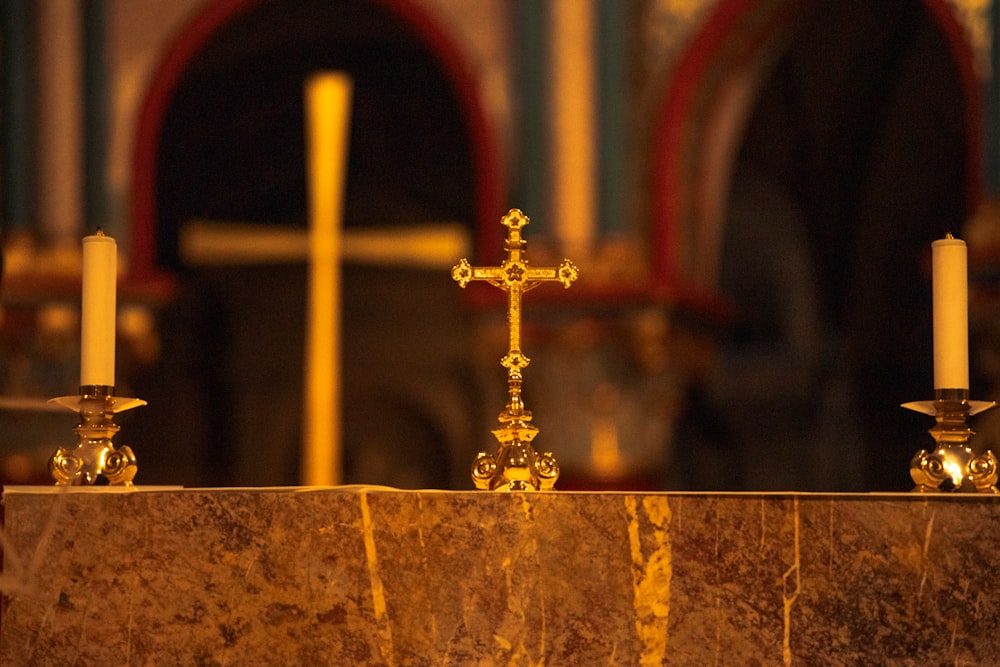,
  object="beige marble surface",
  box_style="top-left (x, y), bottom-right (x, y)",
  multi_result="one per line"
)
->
top-left (2, 486), bottom-right (1000, 665)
